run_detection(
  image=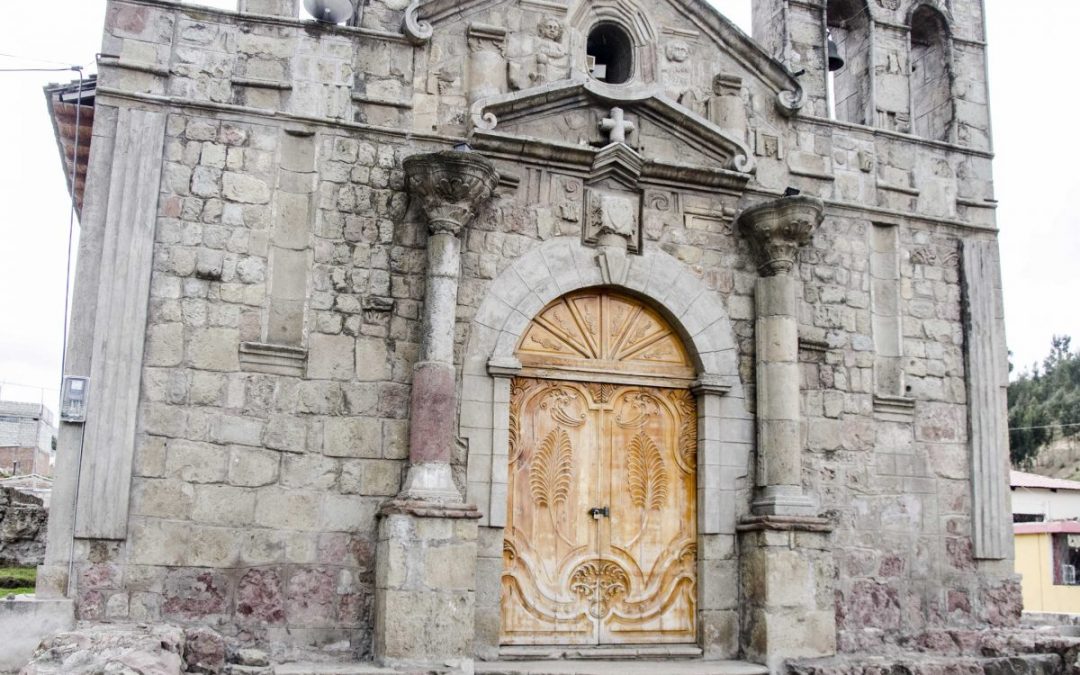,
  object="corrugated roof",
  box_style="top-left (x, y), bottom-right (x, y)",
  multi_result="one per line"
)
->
top-left (1010, 470), bottom-right (1080, 492)
top-left (1014, 521), bottom-right (1080, 535)
top-left (44, 76), bottom-right (96, 217)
